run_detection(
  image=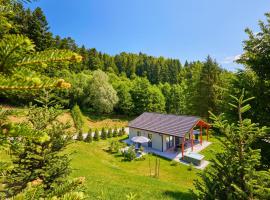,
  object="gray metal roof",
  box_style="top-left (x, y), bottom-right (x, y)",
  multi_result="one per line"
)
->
top-left (128, 112), bottom-right (200, 137)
